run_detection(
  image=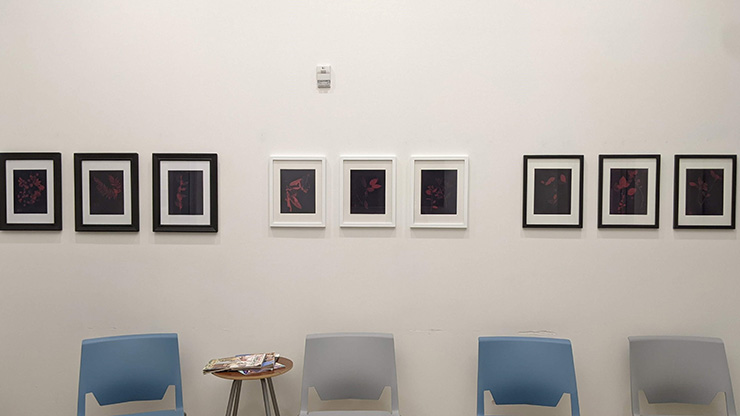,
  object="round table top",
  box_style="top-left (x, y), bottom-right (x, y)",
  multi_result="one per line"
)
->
top-left (211, 357), bottom-right (294, 381)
